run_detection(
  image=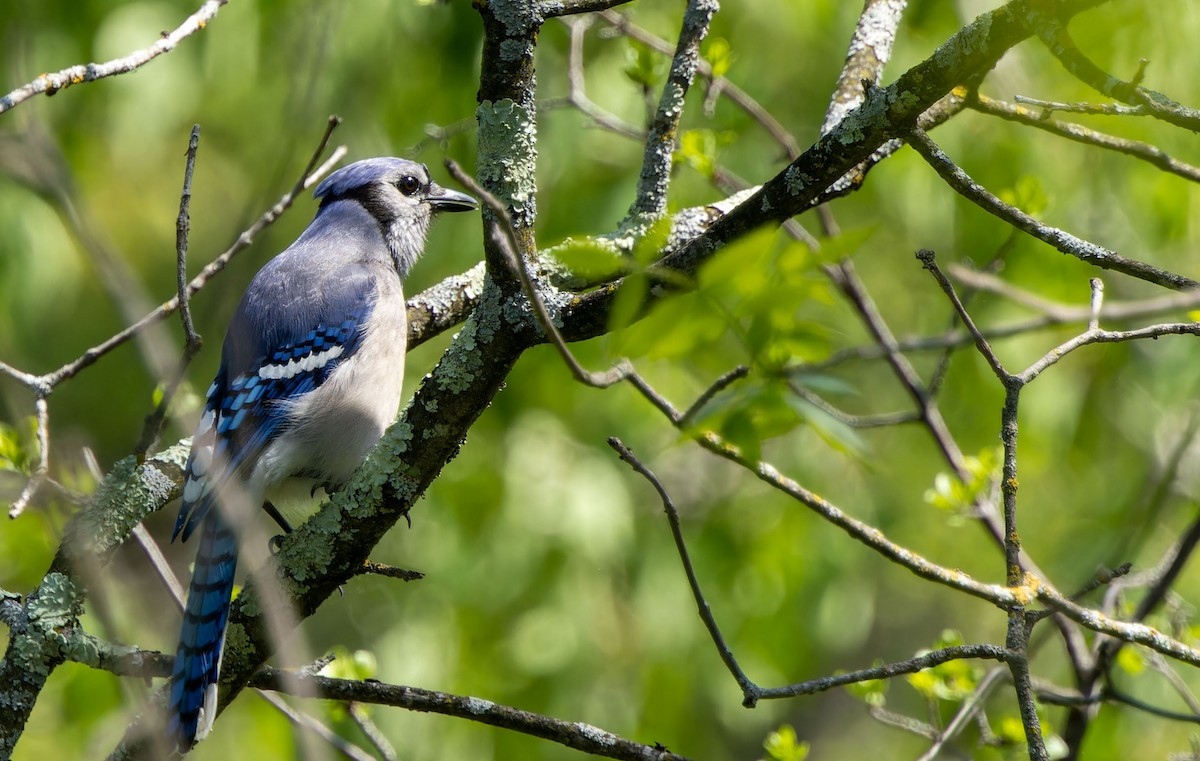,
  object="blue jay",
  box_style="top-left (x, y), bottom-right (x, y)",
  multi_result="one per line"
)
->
top-left (166, 157), bottom-right (477, 751)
